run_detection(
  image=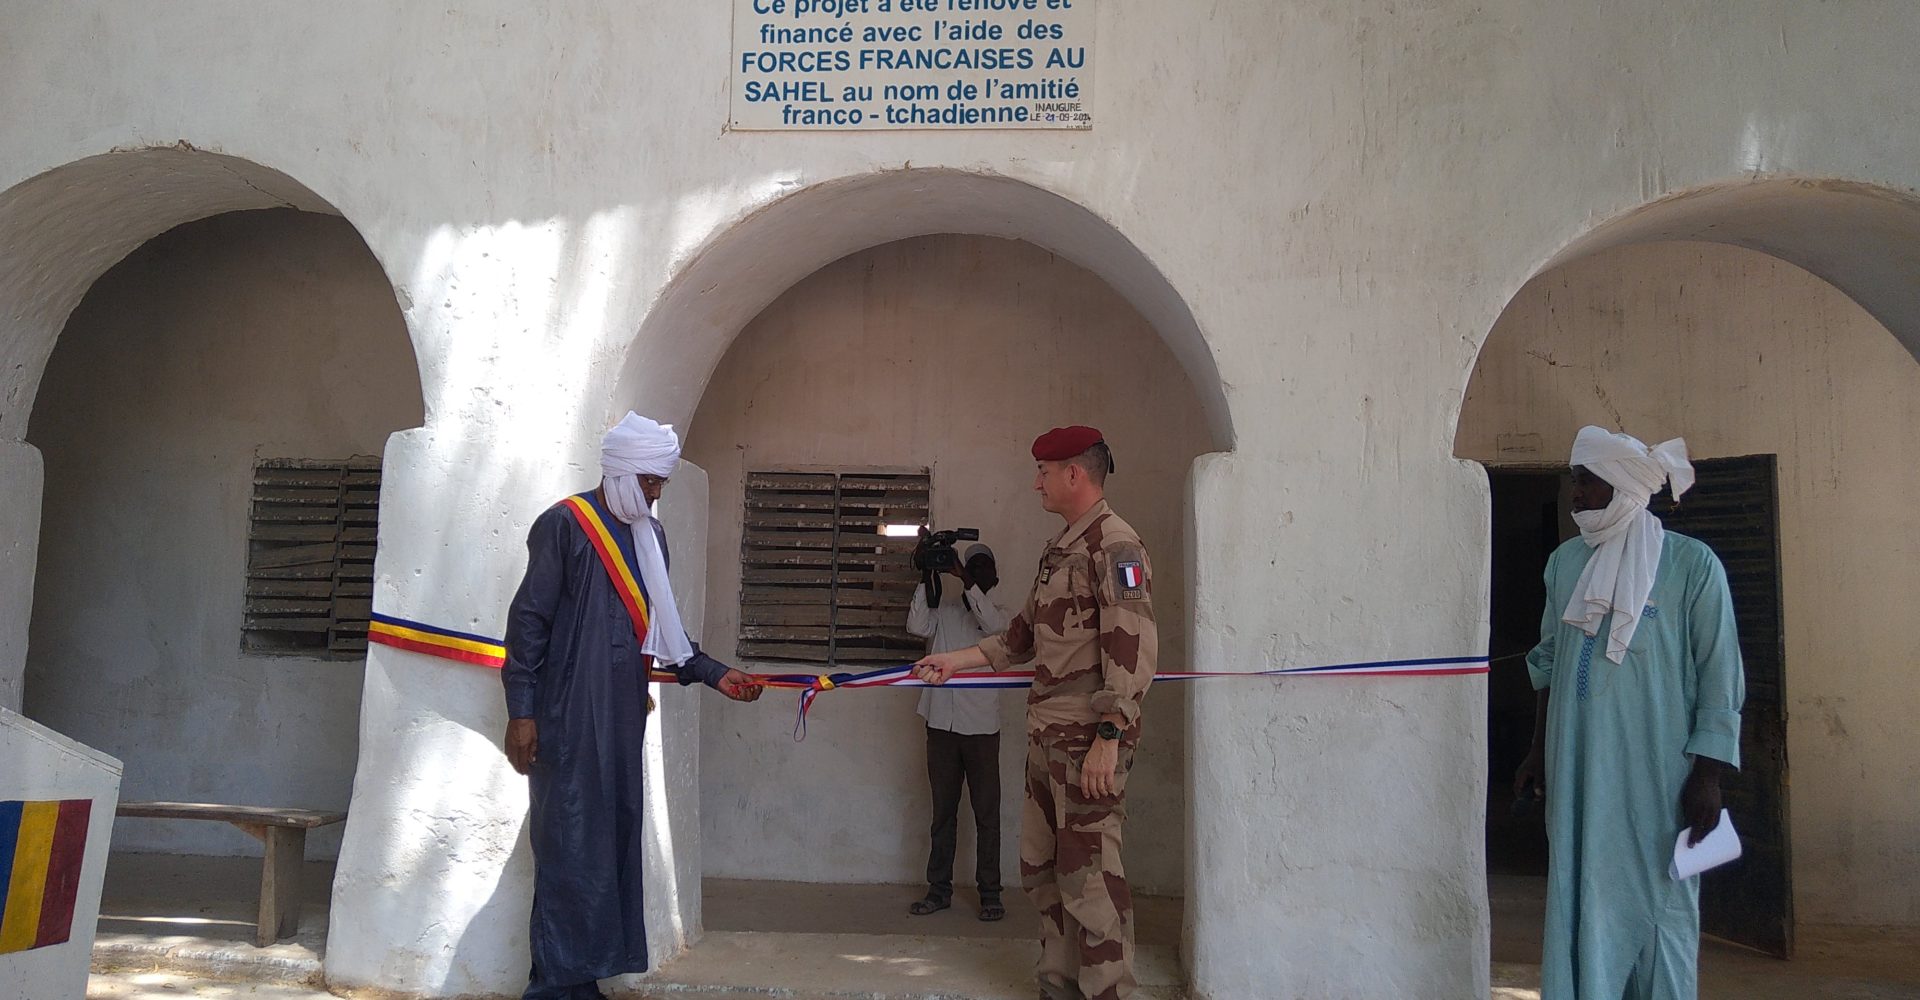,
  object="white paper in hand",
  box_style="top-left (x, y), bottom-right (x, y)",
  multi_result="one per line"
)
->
top-left (1670, 808), bottom-right (1741, 880)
